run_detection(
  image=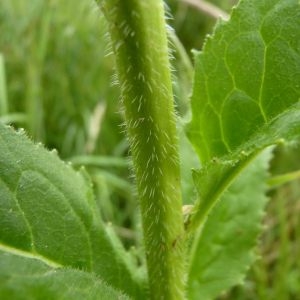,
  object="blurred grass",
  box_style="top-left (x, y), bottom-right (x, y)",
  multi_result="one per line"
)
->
top-left (0, 53), bottom-right (8, 115)
top-left (0, 0), bottom-right (299, 298)
top-left (0, 0), bottom-right (123, 157)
